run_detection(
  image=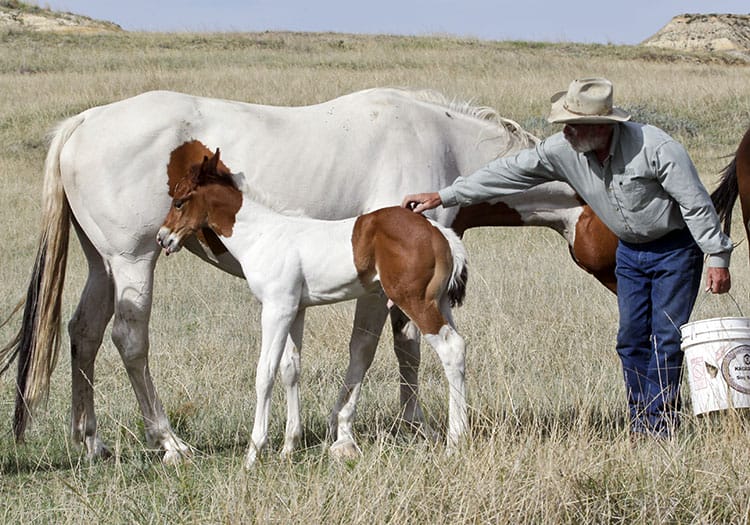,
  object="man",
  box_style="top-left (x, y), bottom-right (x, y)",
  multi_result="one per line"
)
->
top-left (402, 77), bottom-right (732, 439)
